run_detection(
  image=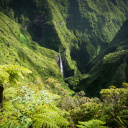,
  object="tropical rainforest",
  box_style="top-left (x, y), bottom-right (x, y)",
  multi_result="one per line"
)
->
top-left (0, 0), bottom-right (128, 127)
